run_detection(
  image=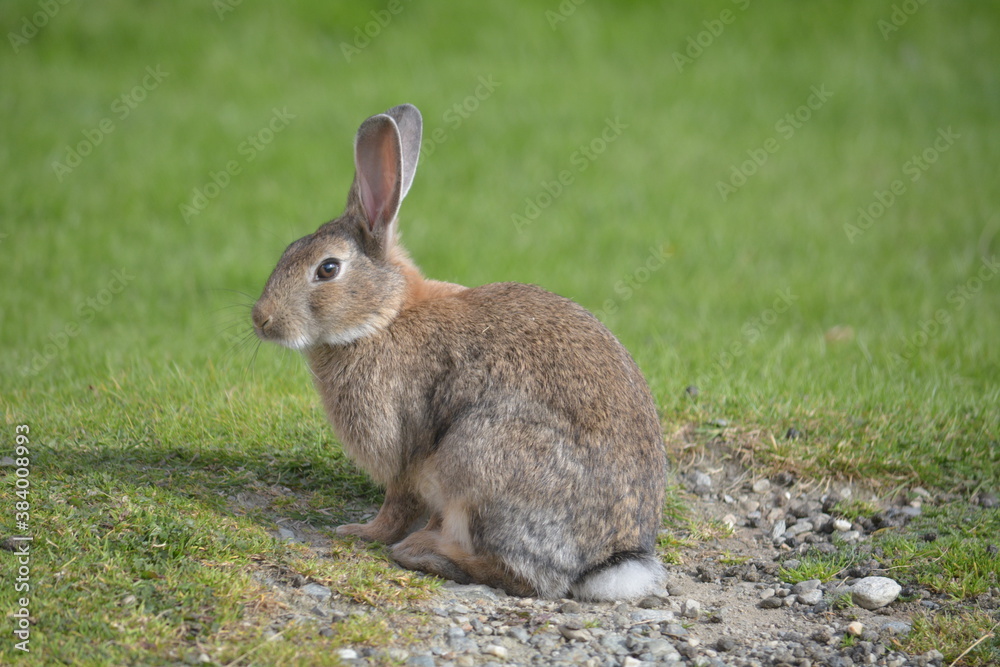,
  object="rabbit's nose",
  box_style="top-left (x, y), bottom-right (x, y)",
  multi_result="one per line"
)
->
top-left (251, 303), bottom-right (271, 331)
